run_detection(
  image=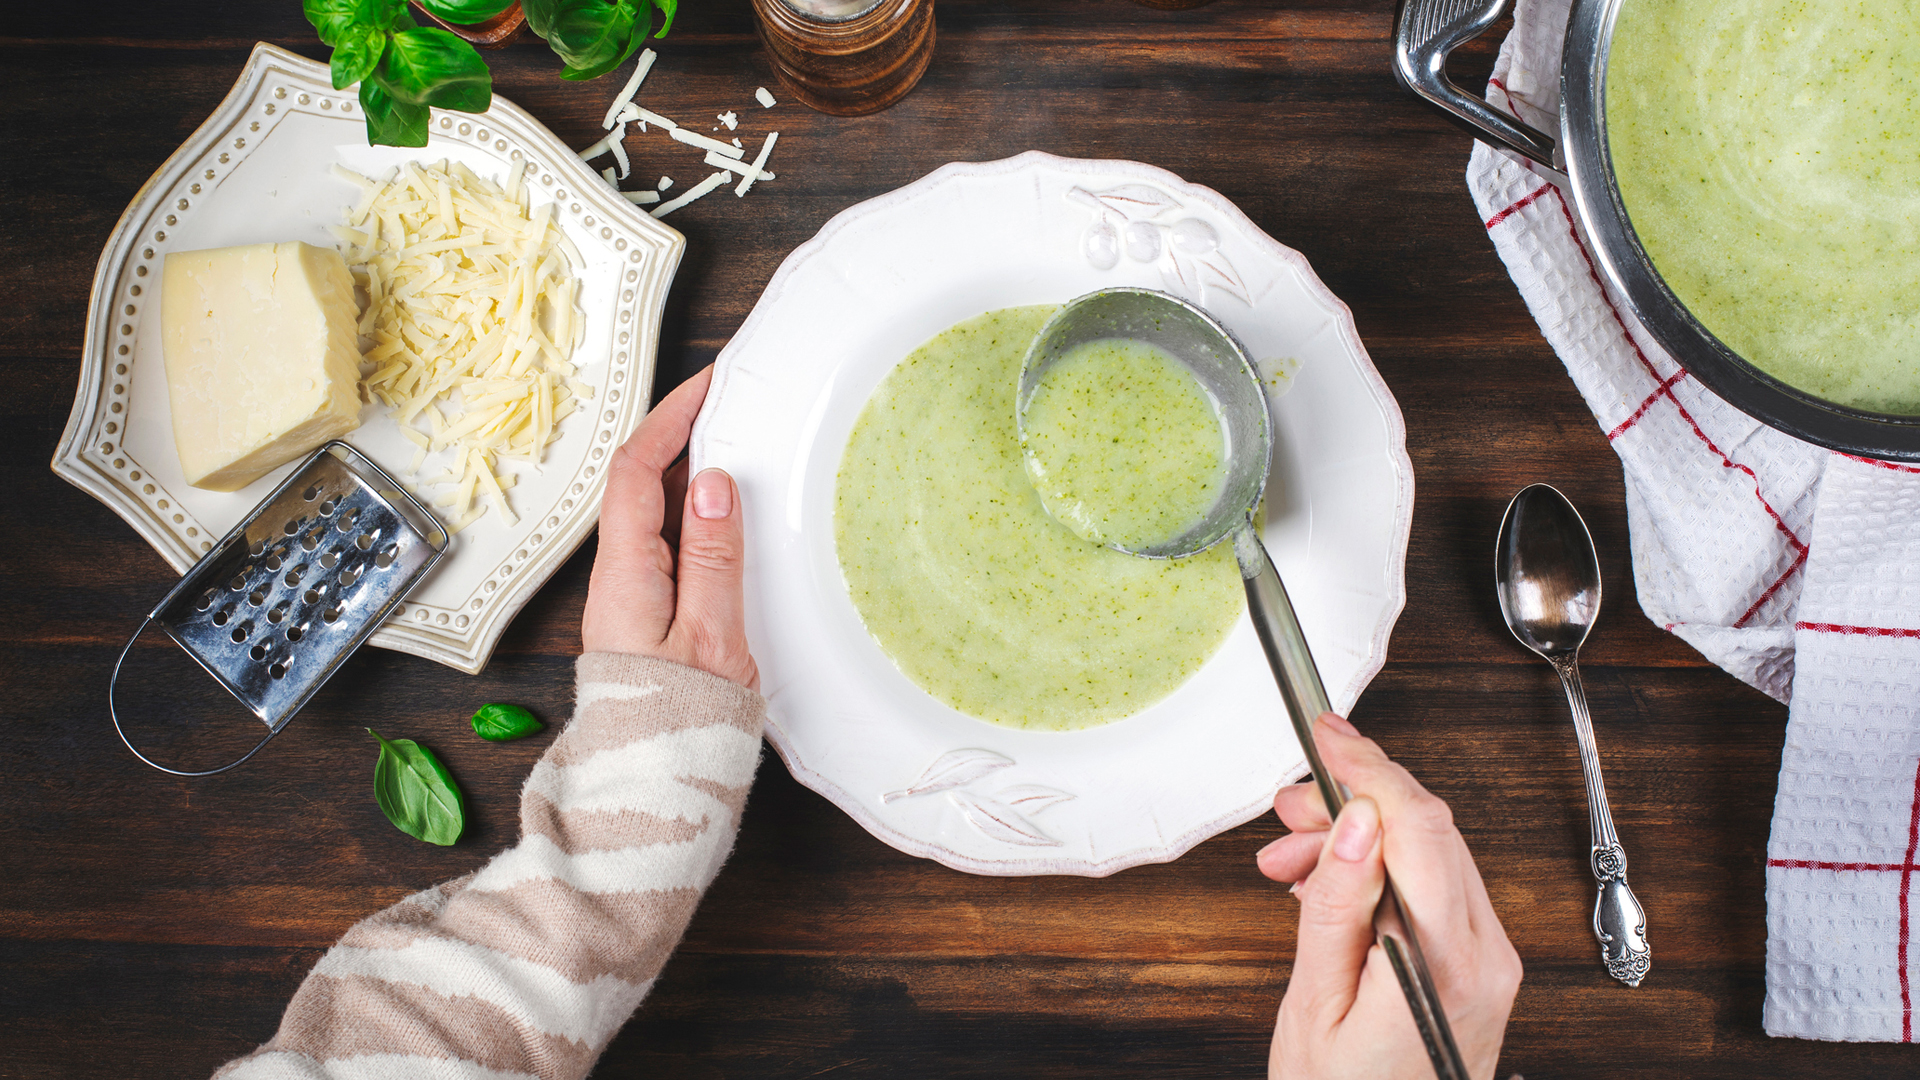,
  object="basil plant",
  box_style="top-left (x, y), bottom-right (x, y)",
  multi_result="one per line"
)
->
top-left (304, 0), bottom-right (678, 147)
